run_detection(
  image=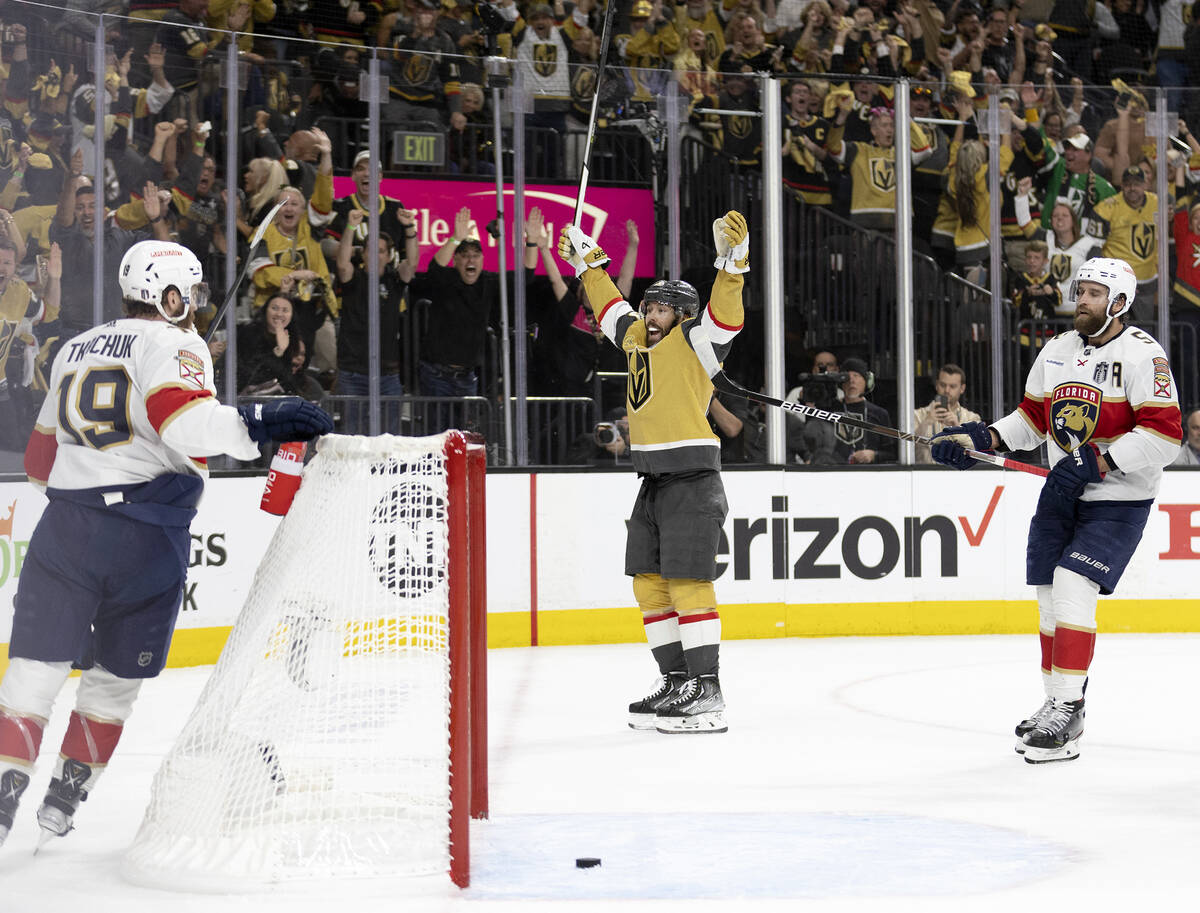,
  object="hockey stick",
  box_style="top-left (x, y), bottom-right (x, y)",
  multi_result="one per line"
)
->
top-left (688, 327), bottom-right (1049, 477)
top-left (204, 199), bottom-right (286, 343)
top-left (573, 0), bottom-right (619, 225)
